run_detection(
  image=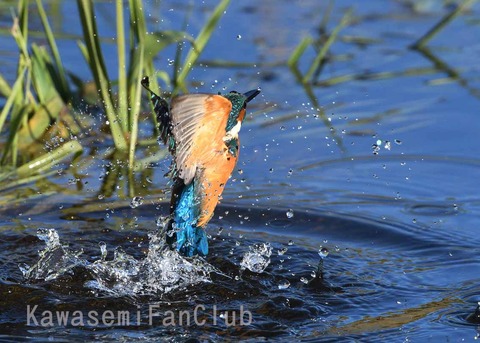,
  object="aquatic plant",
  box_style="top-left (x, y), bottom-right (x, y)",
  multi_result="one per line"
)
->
top-left (0, 0), bottom-right (230, 184)
top-left (0, 0), bottom-right (81, 173)
top-left (288, 9), bottom-right (352, 84)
